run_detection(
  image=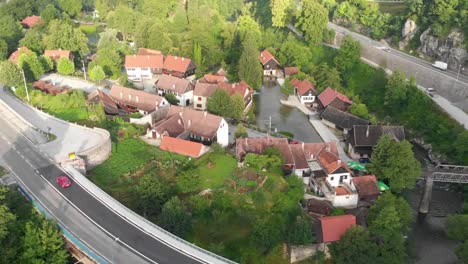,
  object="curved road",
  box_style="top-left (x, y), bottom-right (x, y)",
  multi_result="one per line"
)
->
top-left (0, 96), bottom-right (233, 263)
